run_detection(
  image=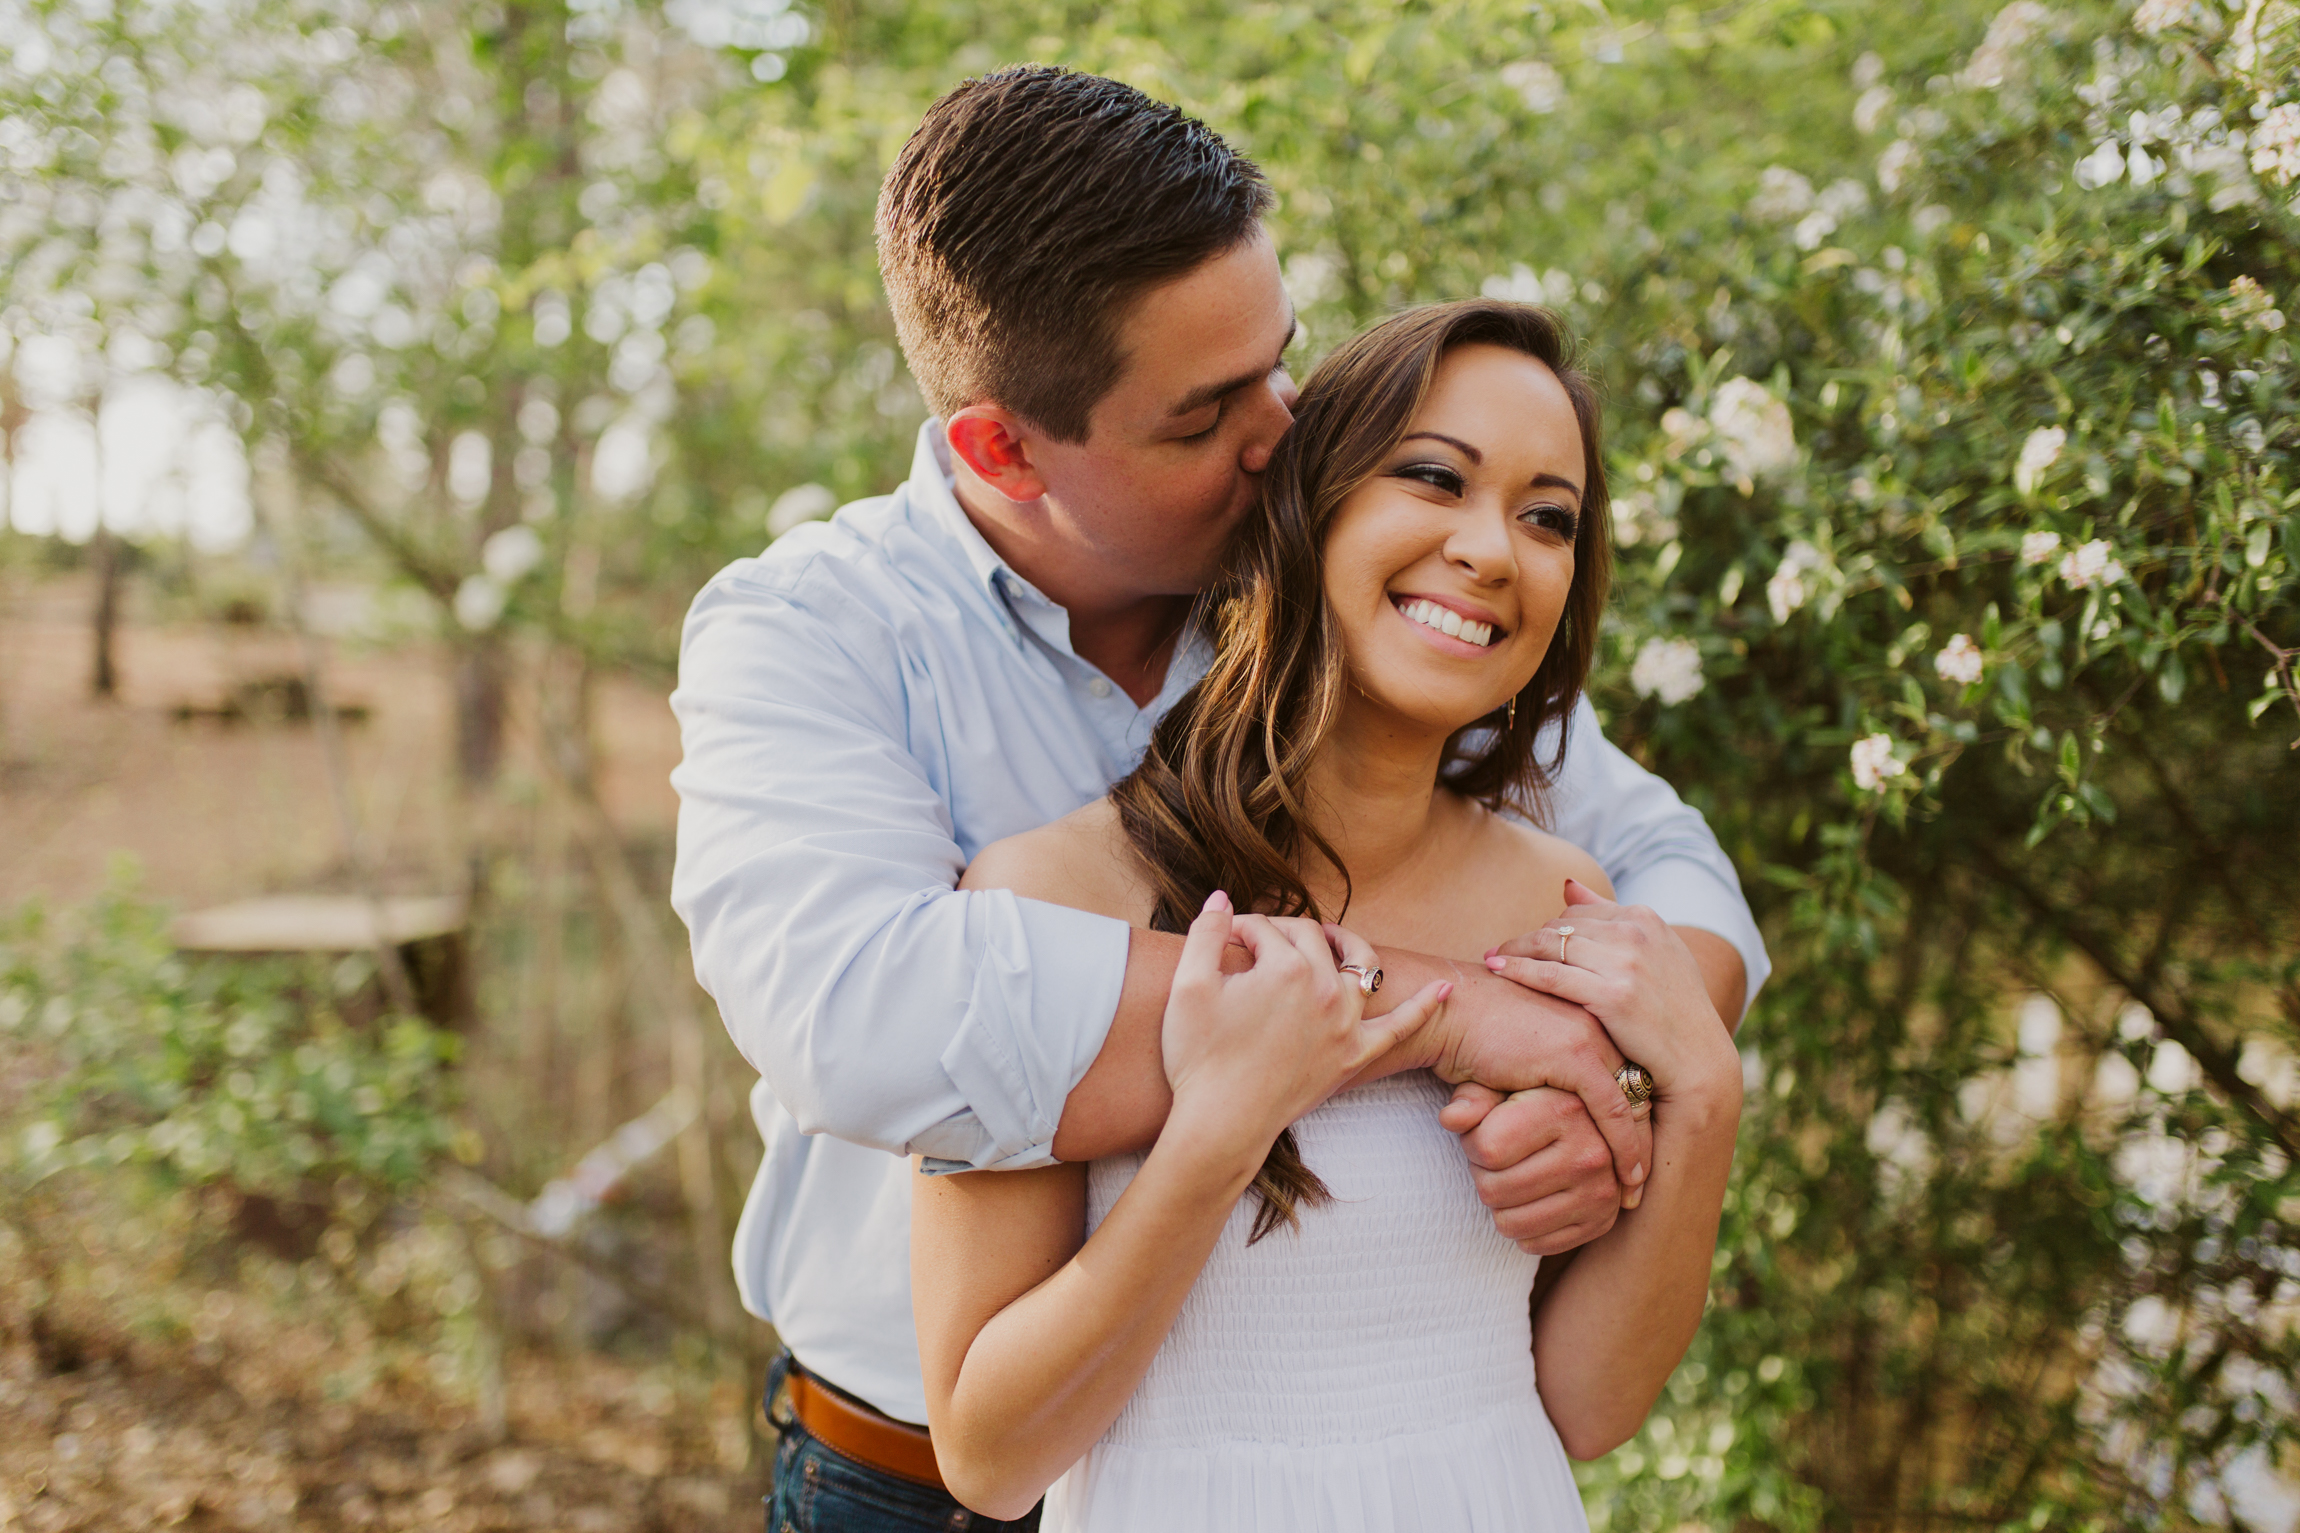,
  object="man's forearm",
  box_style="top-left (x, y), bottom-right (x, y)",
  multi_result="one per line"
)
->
top-left (1050, 935), bottom-right (1623, 1163)
top-left (1675, 927), bottom-right (1747, 1035)
top-left (1053, 933), bottom-right (1467, 1162)
top-left (1050, 927), bottom-right (1181, 1161)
